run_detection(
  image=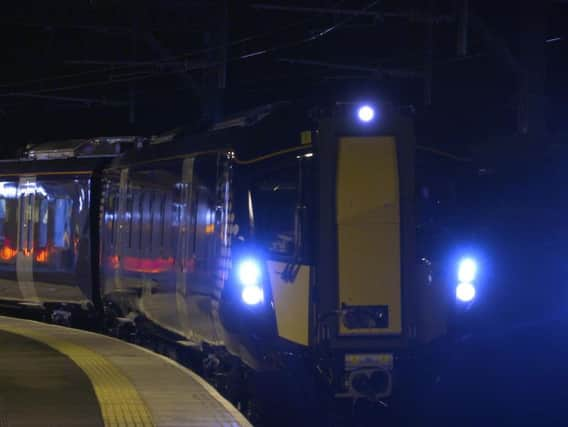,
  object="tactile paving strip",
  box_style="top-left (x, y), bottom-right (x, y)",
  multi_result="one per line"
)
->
top-left (0, 324), bottom-right (154, 427)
